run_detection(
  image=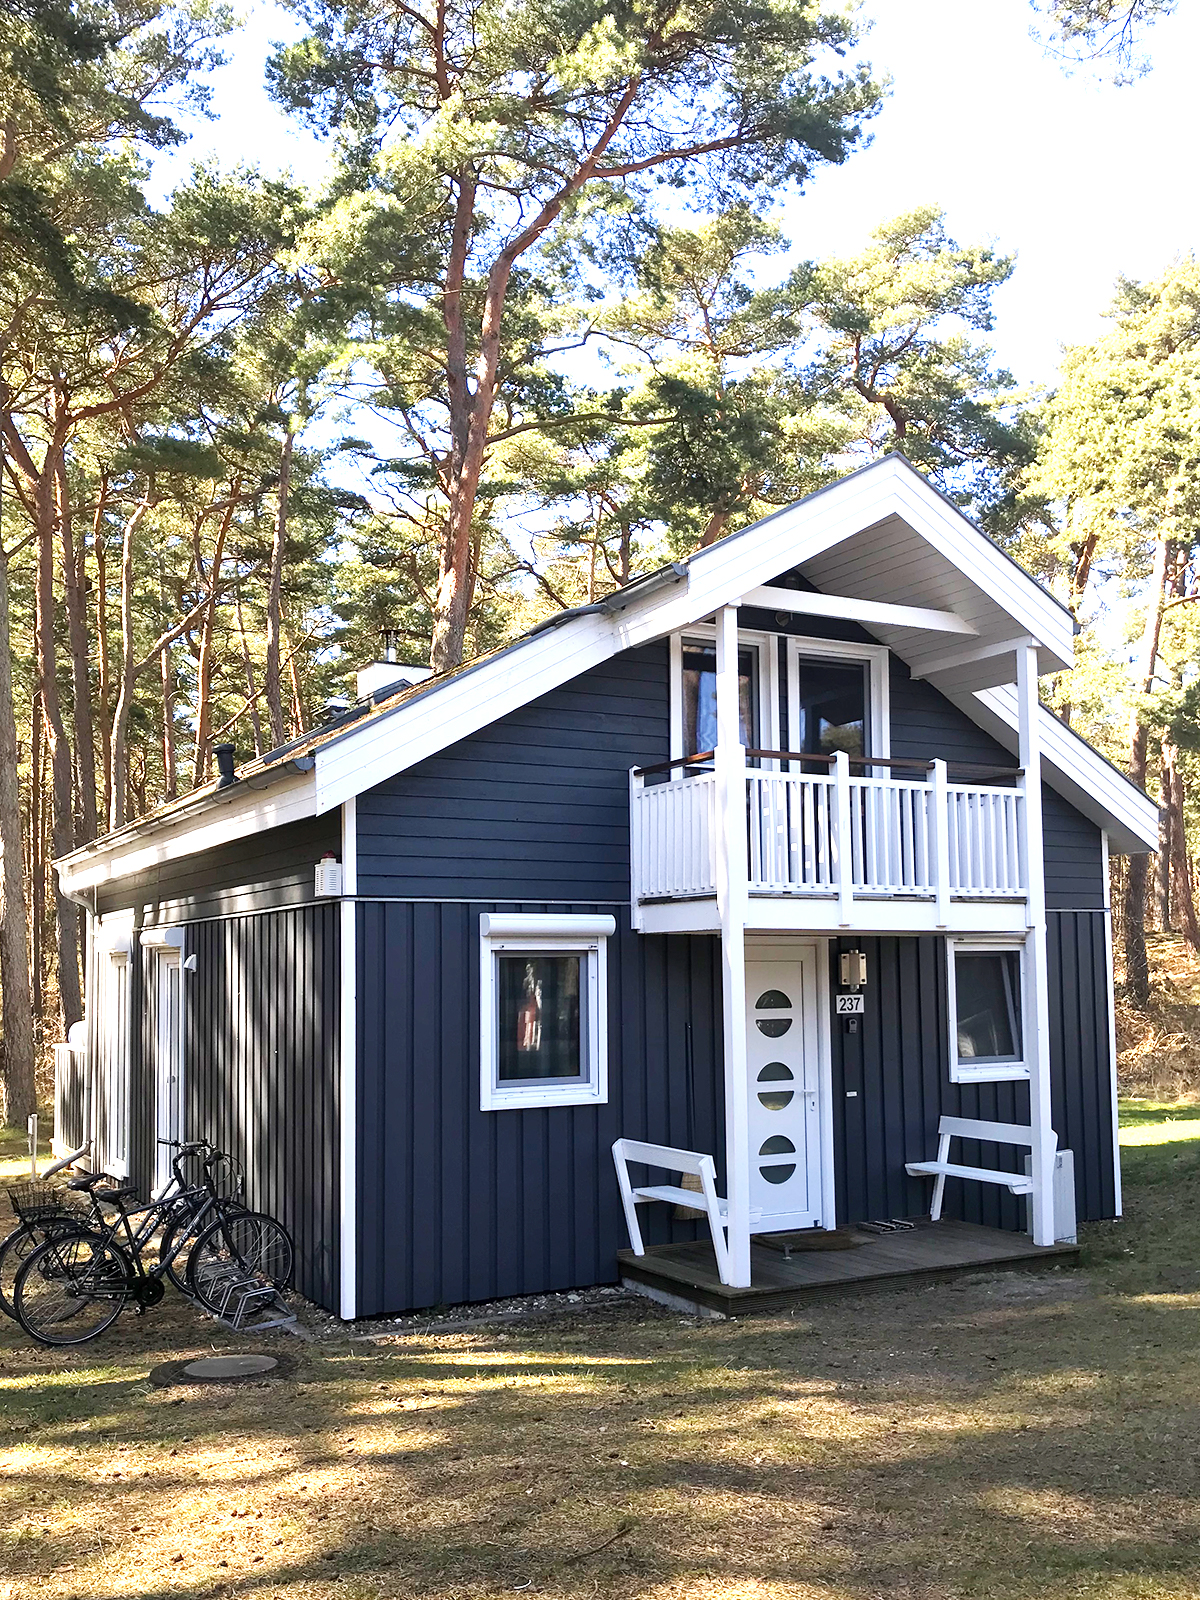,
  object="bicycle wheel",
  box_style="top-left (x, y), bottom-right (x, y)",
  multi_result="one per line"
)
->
top-left (0, 1224), bottom-right (42, 1318)
top-left (159, 1201), bottom-right (247, 1296)
top-left (14, 1230), bottom-right (133, 1346)
top-left (186, 1211), bottom-right (294, 1314)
